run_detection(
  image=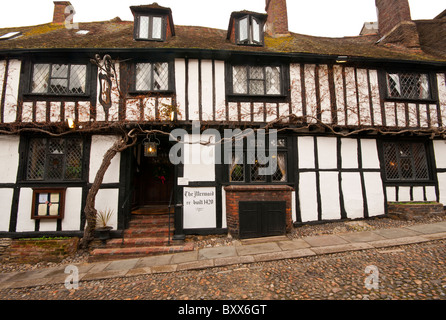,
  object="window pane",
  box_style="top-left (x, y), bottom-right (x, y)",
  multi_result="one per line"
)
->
top-left (51, 64), bottom-right (68, 78)
top-left (249, 80), bottom-right (265, 95)
top-left (47, 154), bottom-right (64, 180)
top-left (249, 67), bottom-right (264, 80)
top-left (233, 66), bottom-right (248, 94)
top-left (239, 17), bottom-right (248, 42)
top-left (266, 66), bottom-right (281, 95)
top-left (32, 64), bottom-right (50, 93)
top-left (65, 139), bottom-right (83, 180)
top-left (152, 17), bottom-right (163, 39)
top-left (230, 154), bottom-right (245, 182)
top-left (272, 152), bottom-right (287, 182)
top-left (387, 73), bottom-right (431, 100)
top-left (252, 17), bottom-right (261, 43)
top-left (412, 143), bottom-right (429, 180)
top-left (49, 78), bottom-right (68, 94)
top-left (139, 16), bottom-right (149, 39)
top-left (153, 62), bottom-right (169, 90)
top-left (27, 139), bottom-right (47, 180)
top-left (136, 63), bottom-right (152, 91)
top-left (69, 65), bottom-right (86, 94)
